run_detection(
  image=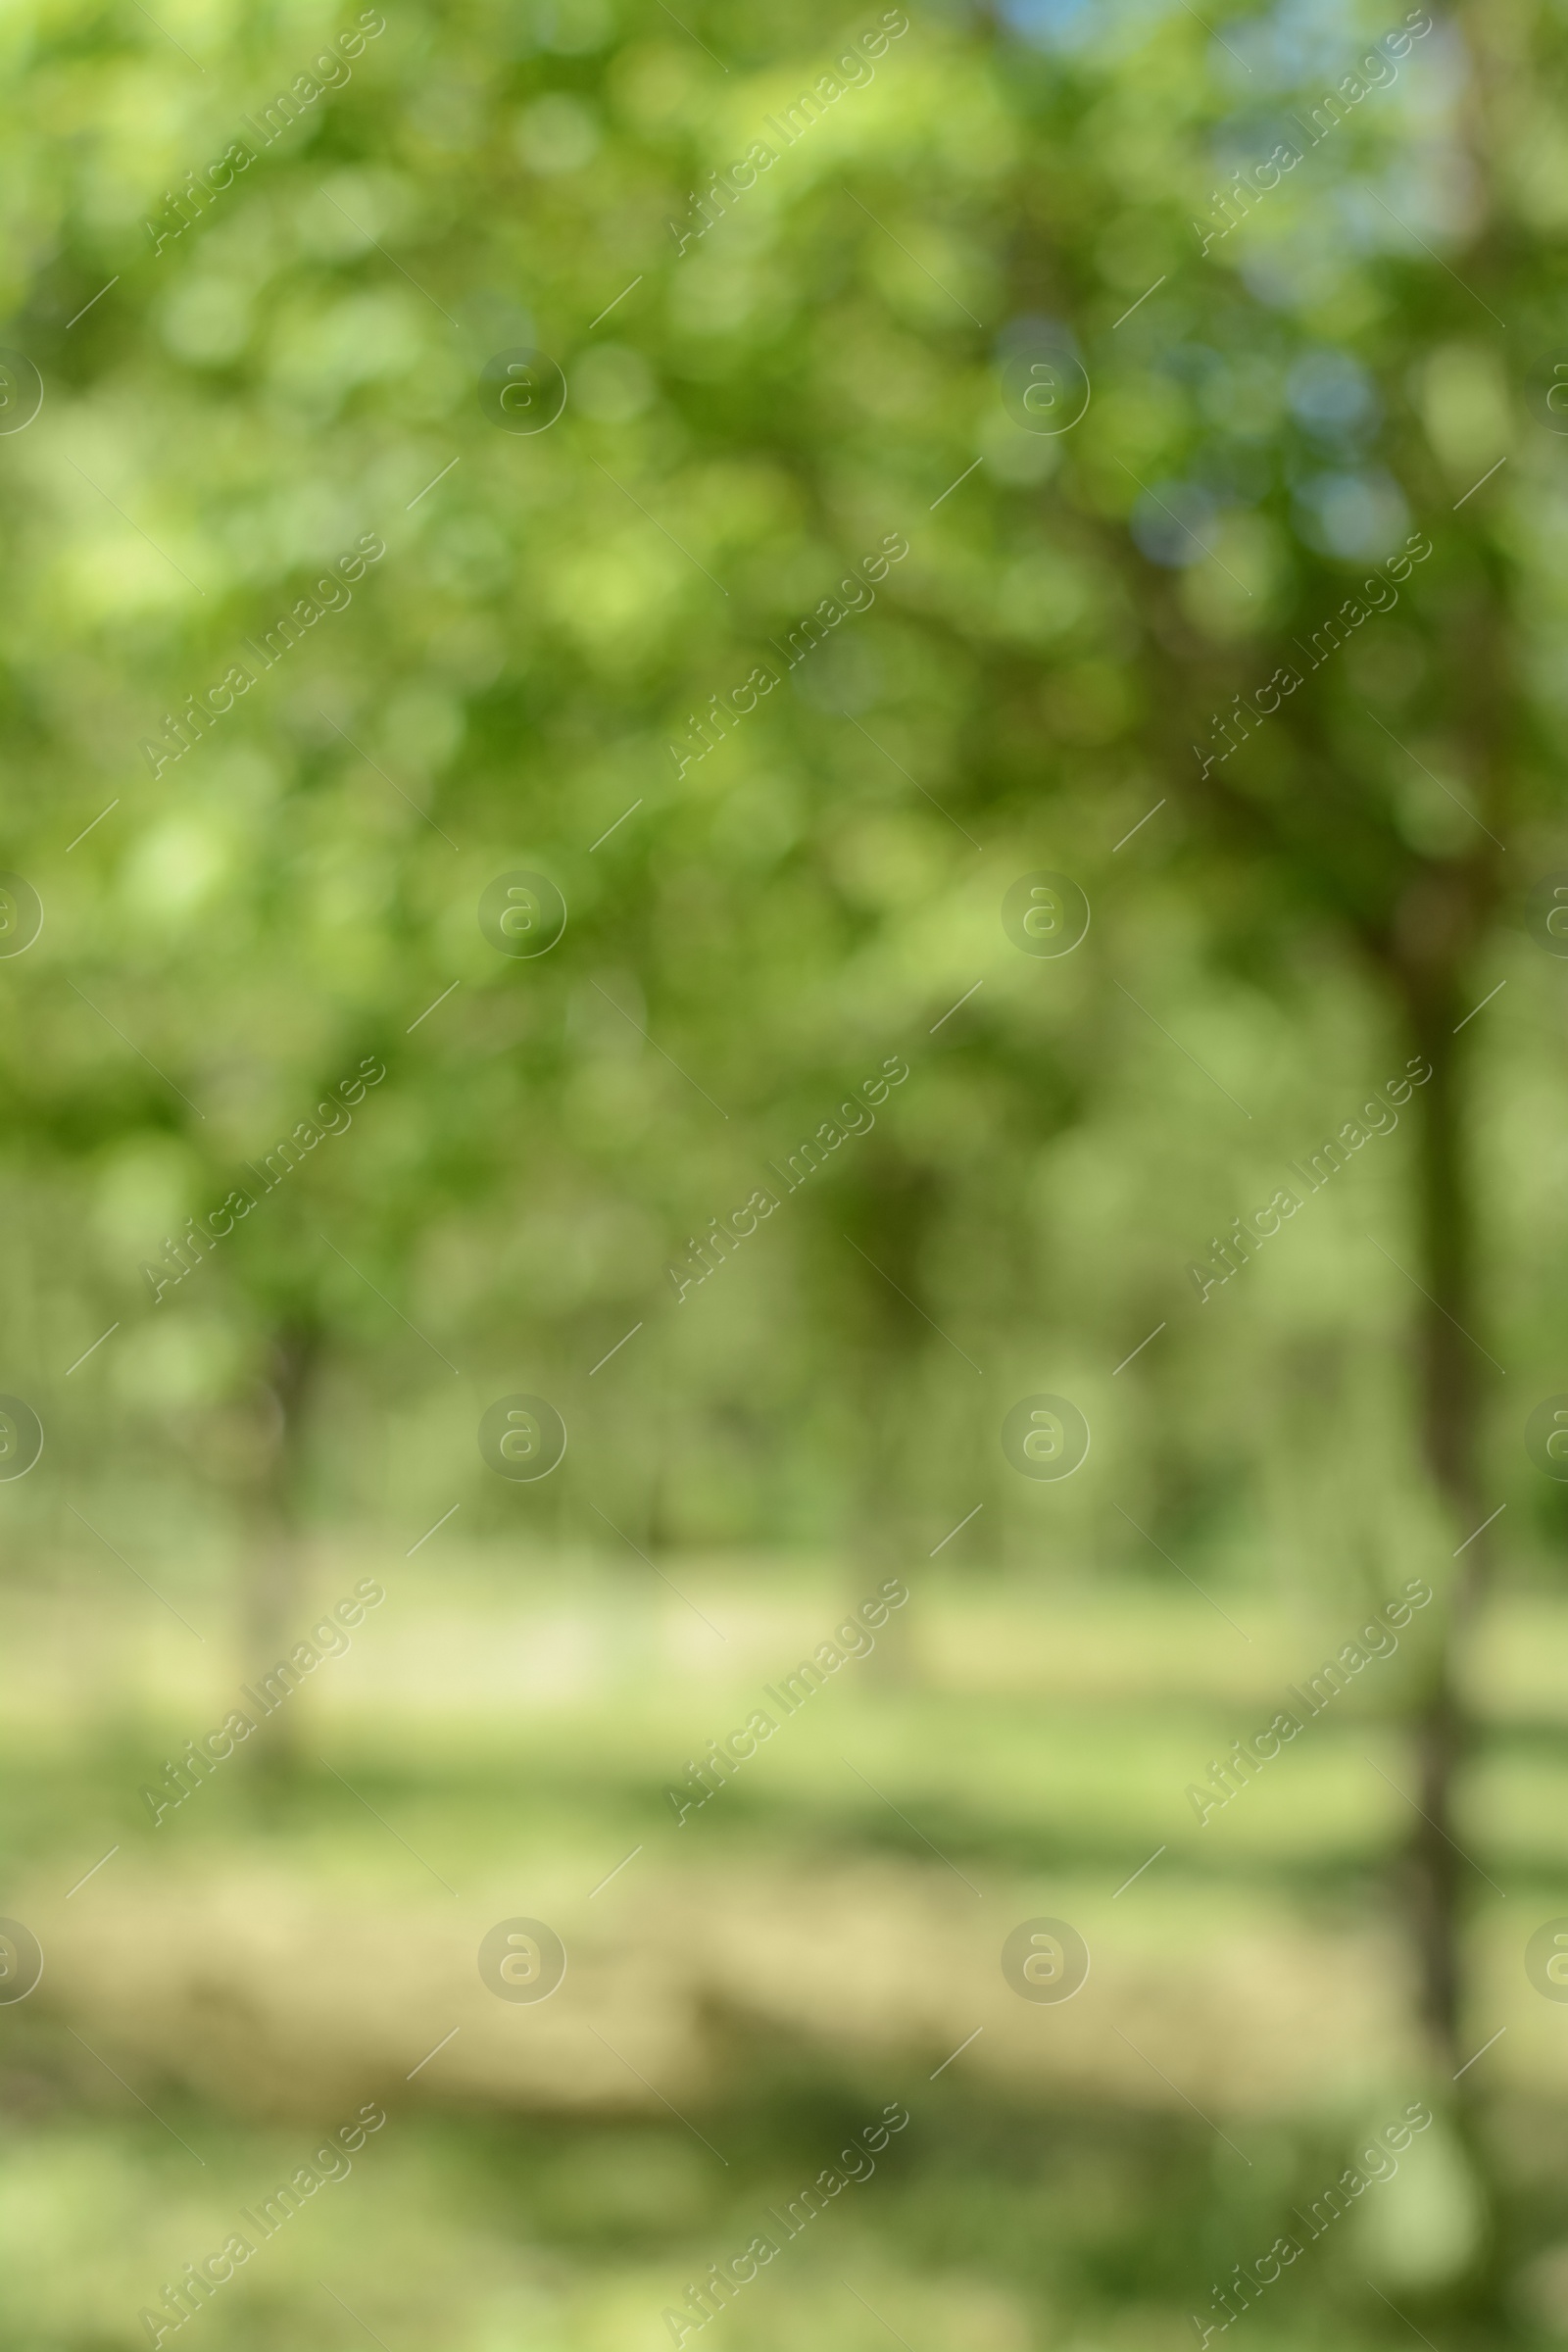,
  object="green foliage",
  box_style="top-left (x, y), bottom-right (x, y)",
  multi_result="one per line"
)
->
top-left (1, 0), bottom-right (1566, 2341)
